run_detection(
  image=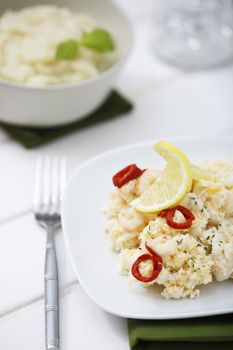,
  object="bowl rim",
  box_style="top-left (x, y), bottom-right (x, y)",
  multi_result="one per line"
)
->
top-left (0, 1), bottom-right (133, 91)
